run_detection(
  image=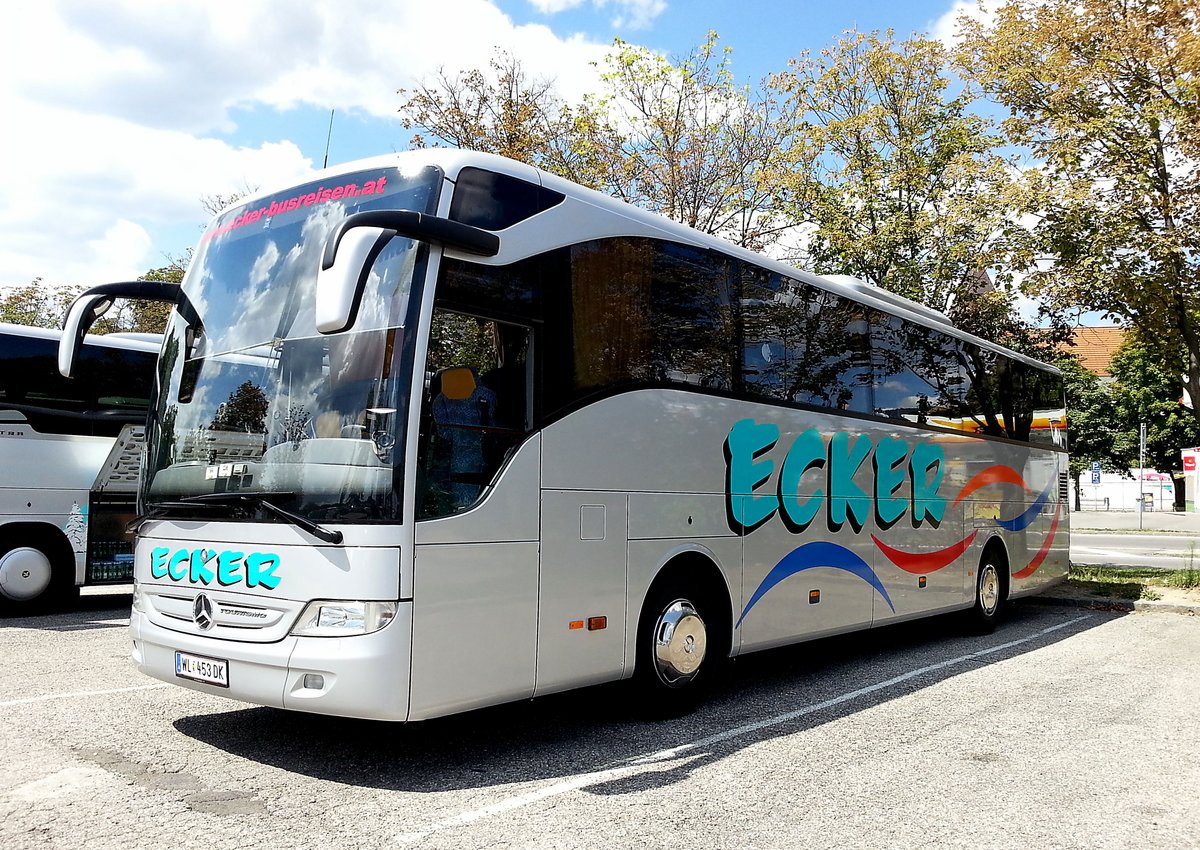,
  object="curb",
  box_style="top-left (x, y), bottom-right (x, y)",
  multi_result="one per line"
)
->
top-left (1027, 595), bottom-right (1200, 616)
